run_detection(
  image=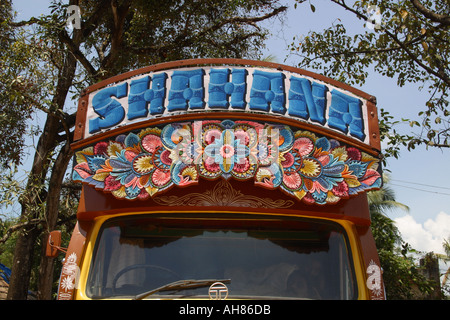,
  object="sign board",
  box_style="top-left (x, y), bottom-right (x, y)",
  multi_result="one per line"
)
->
top-left (72, 60), bottom-right (382, 204)
top-left (81, 66), bottom-right (374, 147)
